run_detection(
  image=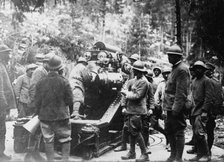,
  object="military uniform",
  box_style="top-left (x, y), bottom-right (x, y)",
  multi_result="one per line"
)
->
top-left (0, 56), bottom-right (17, 160)
top-left (69, 58), bottom-right (92, 117)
